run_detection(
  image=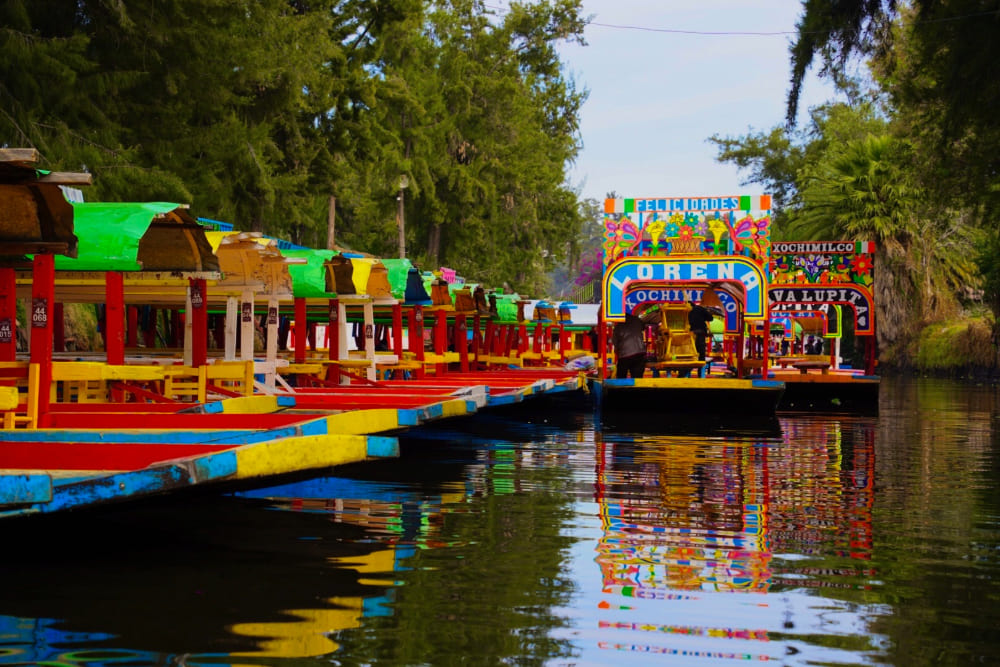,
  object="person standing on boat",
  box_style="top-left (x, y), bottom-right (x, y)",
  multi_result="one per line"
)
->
top-left (612, 312), bottom-right (646, 379)
top-left (687, 301), bottom-right (714, 362)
